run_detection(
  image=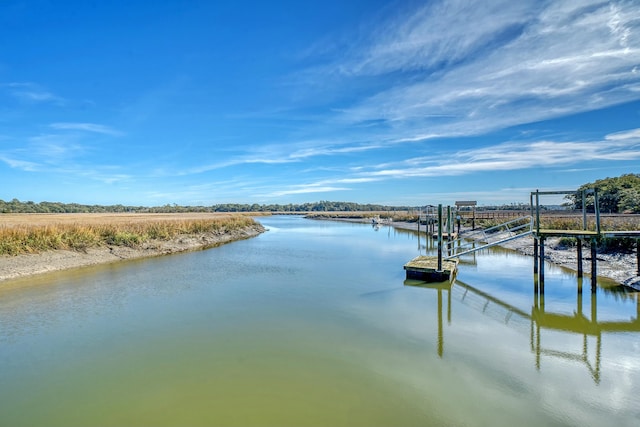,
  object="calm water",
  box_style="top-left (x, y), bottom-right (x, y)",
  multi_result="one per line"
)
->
top-left (0, 216), bottom-right (638, 426)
